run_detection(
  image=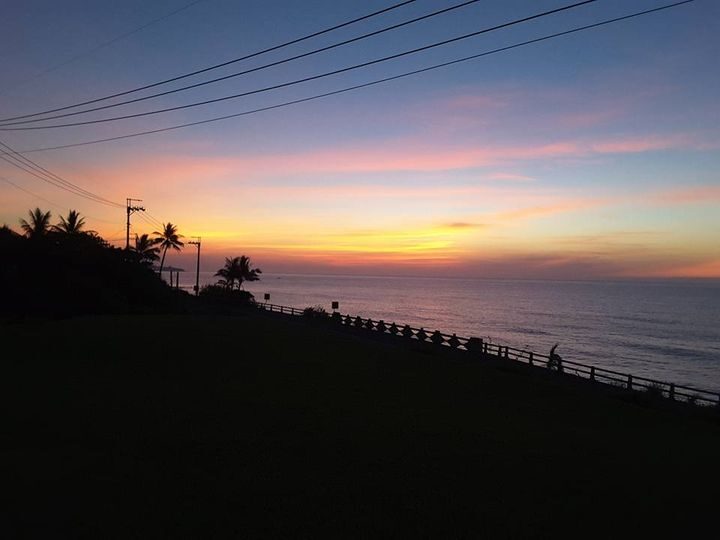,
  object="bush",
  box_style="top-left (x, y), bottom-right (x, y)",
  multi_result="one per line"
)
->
top-left (198, 284), bottom-right (255, 305)
top-left (303, 305), bottom-right (328, 319)
top-left (645, 382), bottom-right (665, 398)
